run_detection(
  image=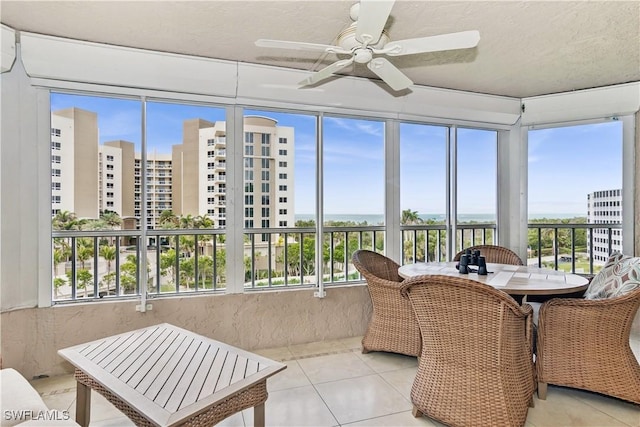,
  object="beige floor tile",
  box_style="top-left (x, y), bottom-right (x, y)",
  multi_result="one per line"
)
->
top-left (30, 374), bottom-right (77, 395)
top-left (217, 411), bottom-right (245, 427)
top-left (242, 385), bottom-right (338, 426)
top-left (40, 390), bottom-right (76, 413)
top-left (333, 336), bottom-right (365, 351)
top-left (267, 360), bottom-right (311, 392)
top-left (297, 352), bottom-right (375, 384)
top-left (630, 337), bottom-right (639, 361)
top-left (354, 350), bottom-right (418, 373)
top-left (343, 410), bottom-right (439, 426)
top-left (288, 338), bottom-right (352, 358)
top-left (253, 345), bottom-right (294, 362)
top-left (567, 388), bottom-right (640, 426)
top-left (315, 374), bottom-right (413, 425)
top-left (90, 416), bottom-right (136, 426)
top-left (379, 366), bottom-right (418, 399)
top-left (527, 386), bottom-right (632, 427)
